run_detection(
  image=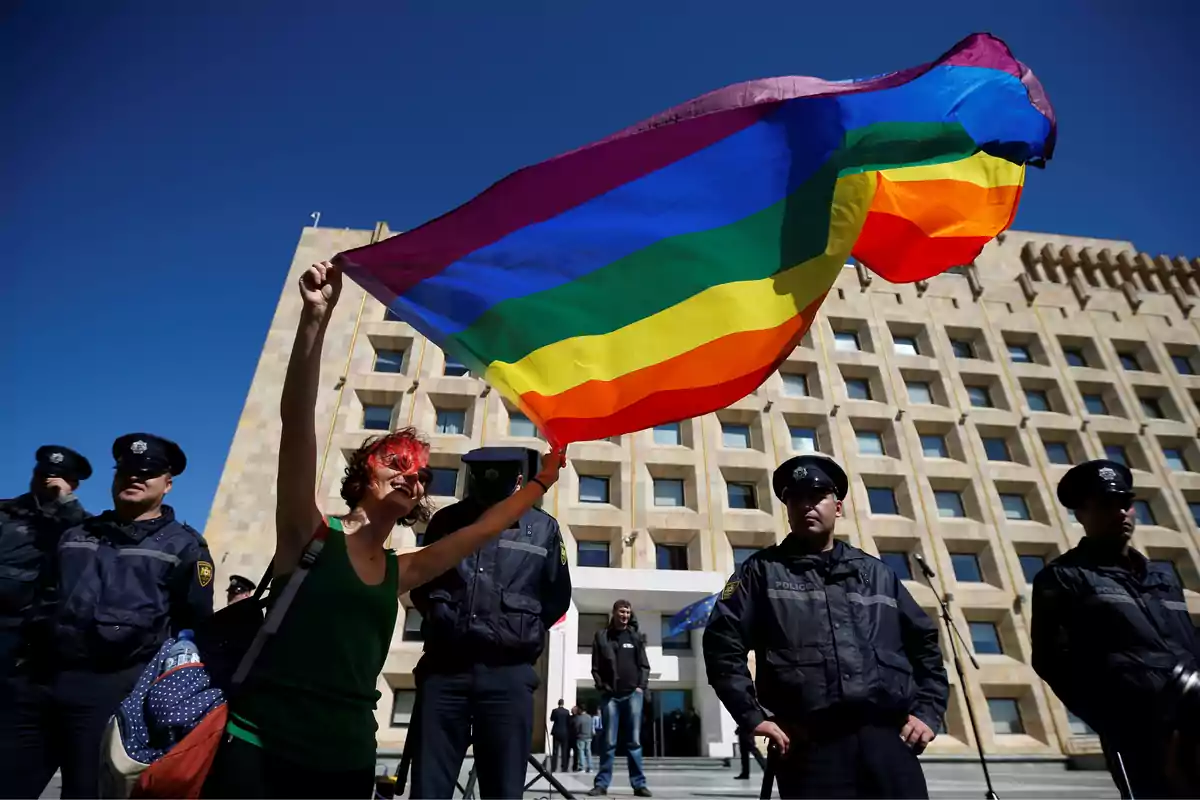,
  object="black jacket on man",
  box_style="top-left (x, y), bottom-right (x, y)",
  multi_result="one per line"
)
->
top-left (412, 499), bottom-right (572, 667)
top-left (591, 617), bottom-right (650, 695)
top-left (704, 539), bottom-right (947, 734)
top-left (0, 492), bottom-right (88, 631)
